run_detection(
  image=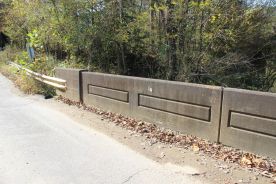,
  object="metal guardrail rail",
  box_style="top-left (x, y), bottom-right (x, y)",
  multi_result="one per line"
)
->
top-left (9, 62), bottom-right (67, 90)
